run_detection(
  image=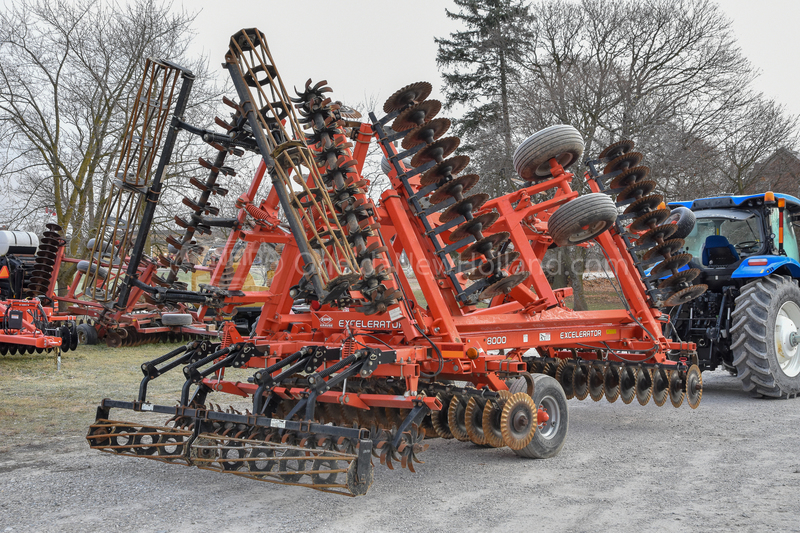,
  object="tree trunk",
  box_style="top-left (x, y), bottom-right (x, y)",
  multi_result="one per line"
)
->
top-left (551, 248), bottom-right (569, 289)
top-left (499, 49), bottom-right (515, 192)
top-left (567, 246), bottom-right (588, 311)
